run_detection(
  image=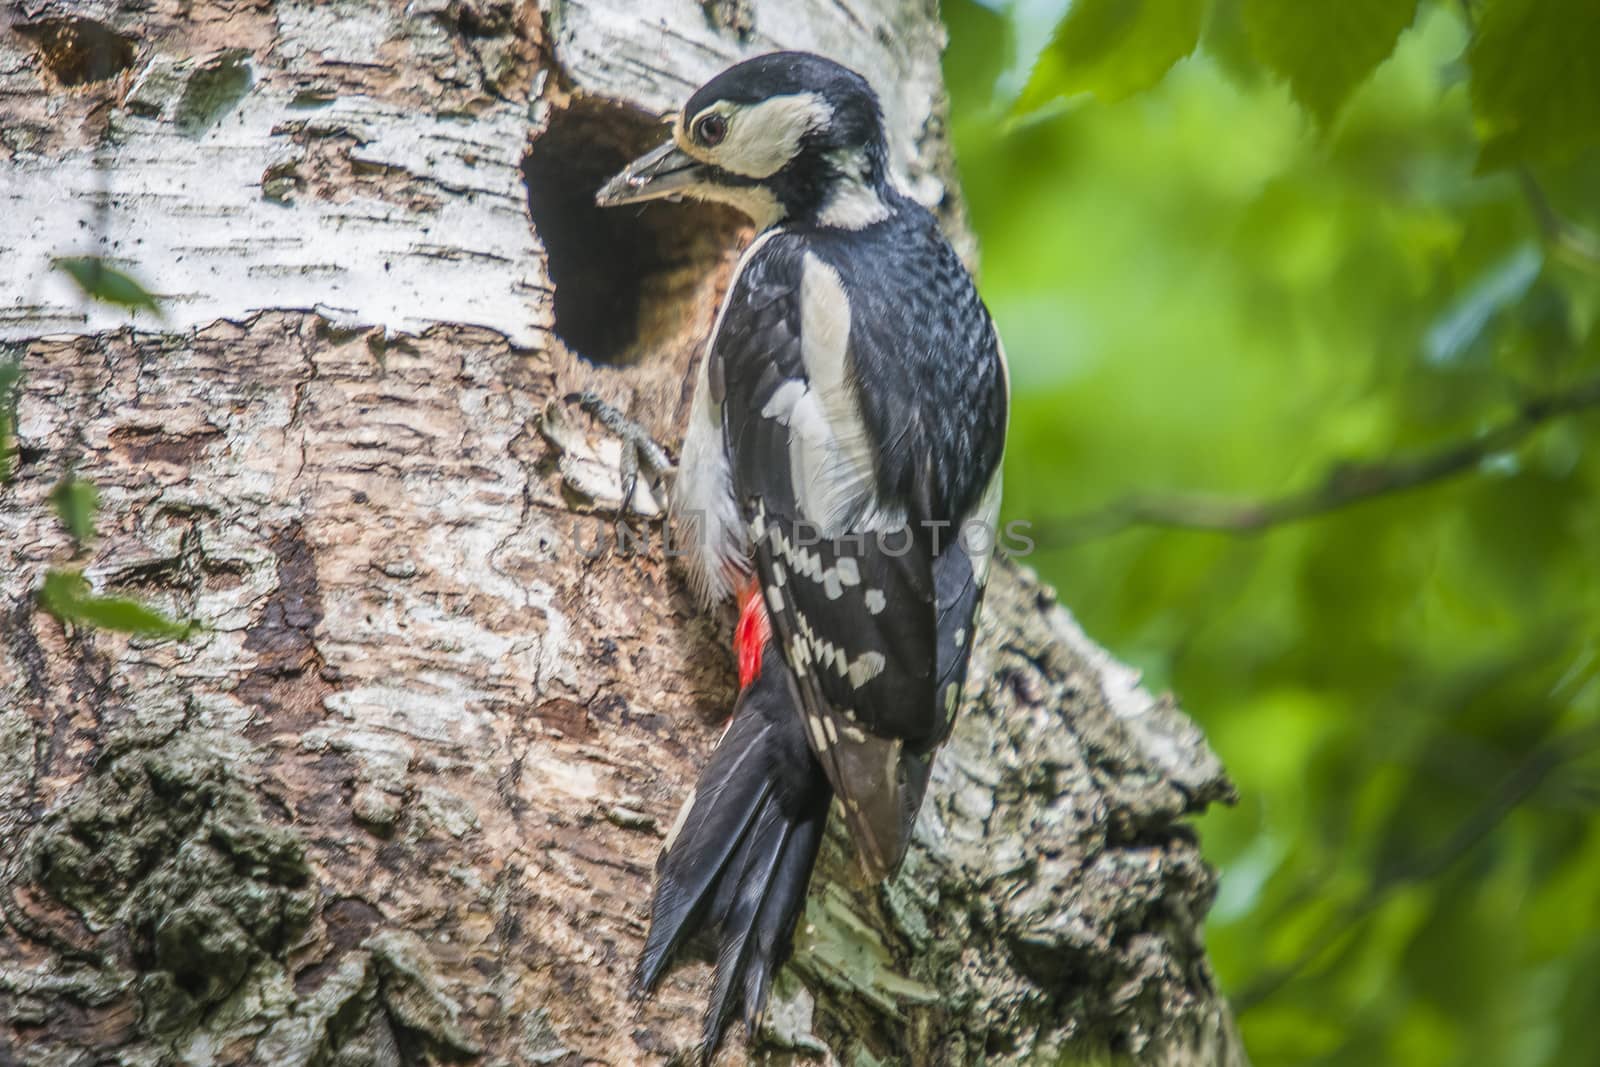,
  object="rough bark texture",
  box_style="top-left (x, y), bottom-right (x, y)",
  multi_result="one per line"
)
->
top-left (0, 2), bottom-right (1245, 1065)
